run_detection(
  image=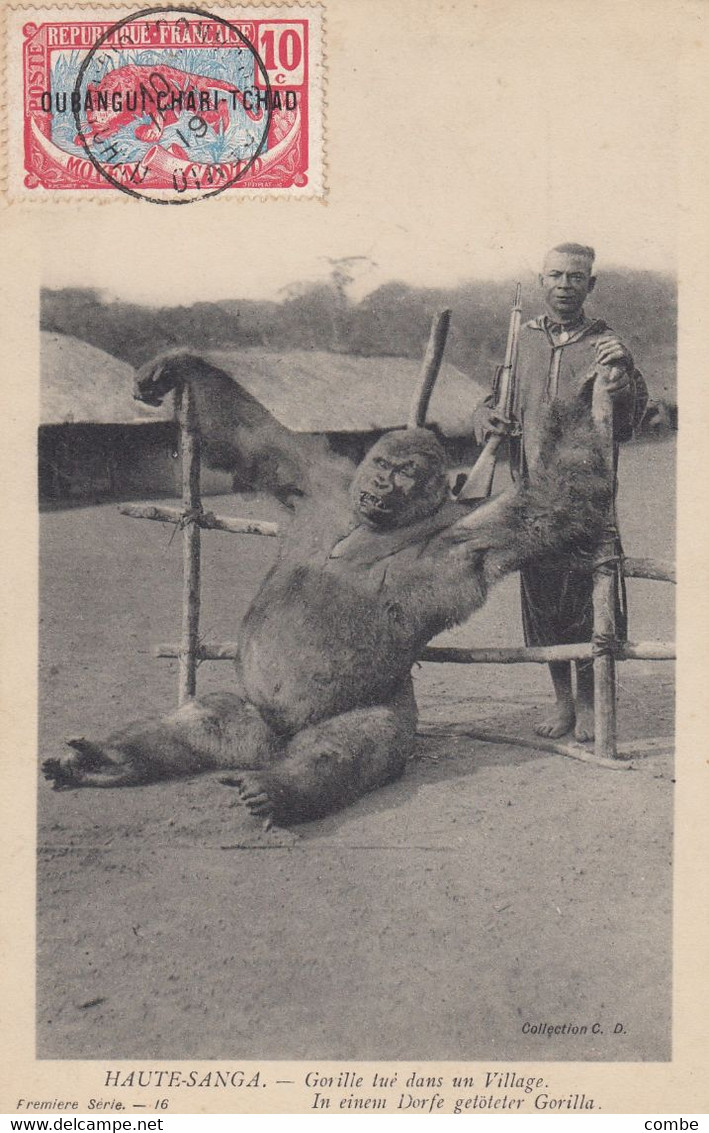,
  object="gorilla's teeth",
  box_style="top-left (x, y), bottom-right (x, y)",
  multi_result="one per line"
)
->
top-left (360, 491), bottom-right (388, 510)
